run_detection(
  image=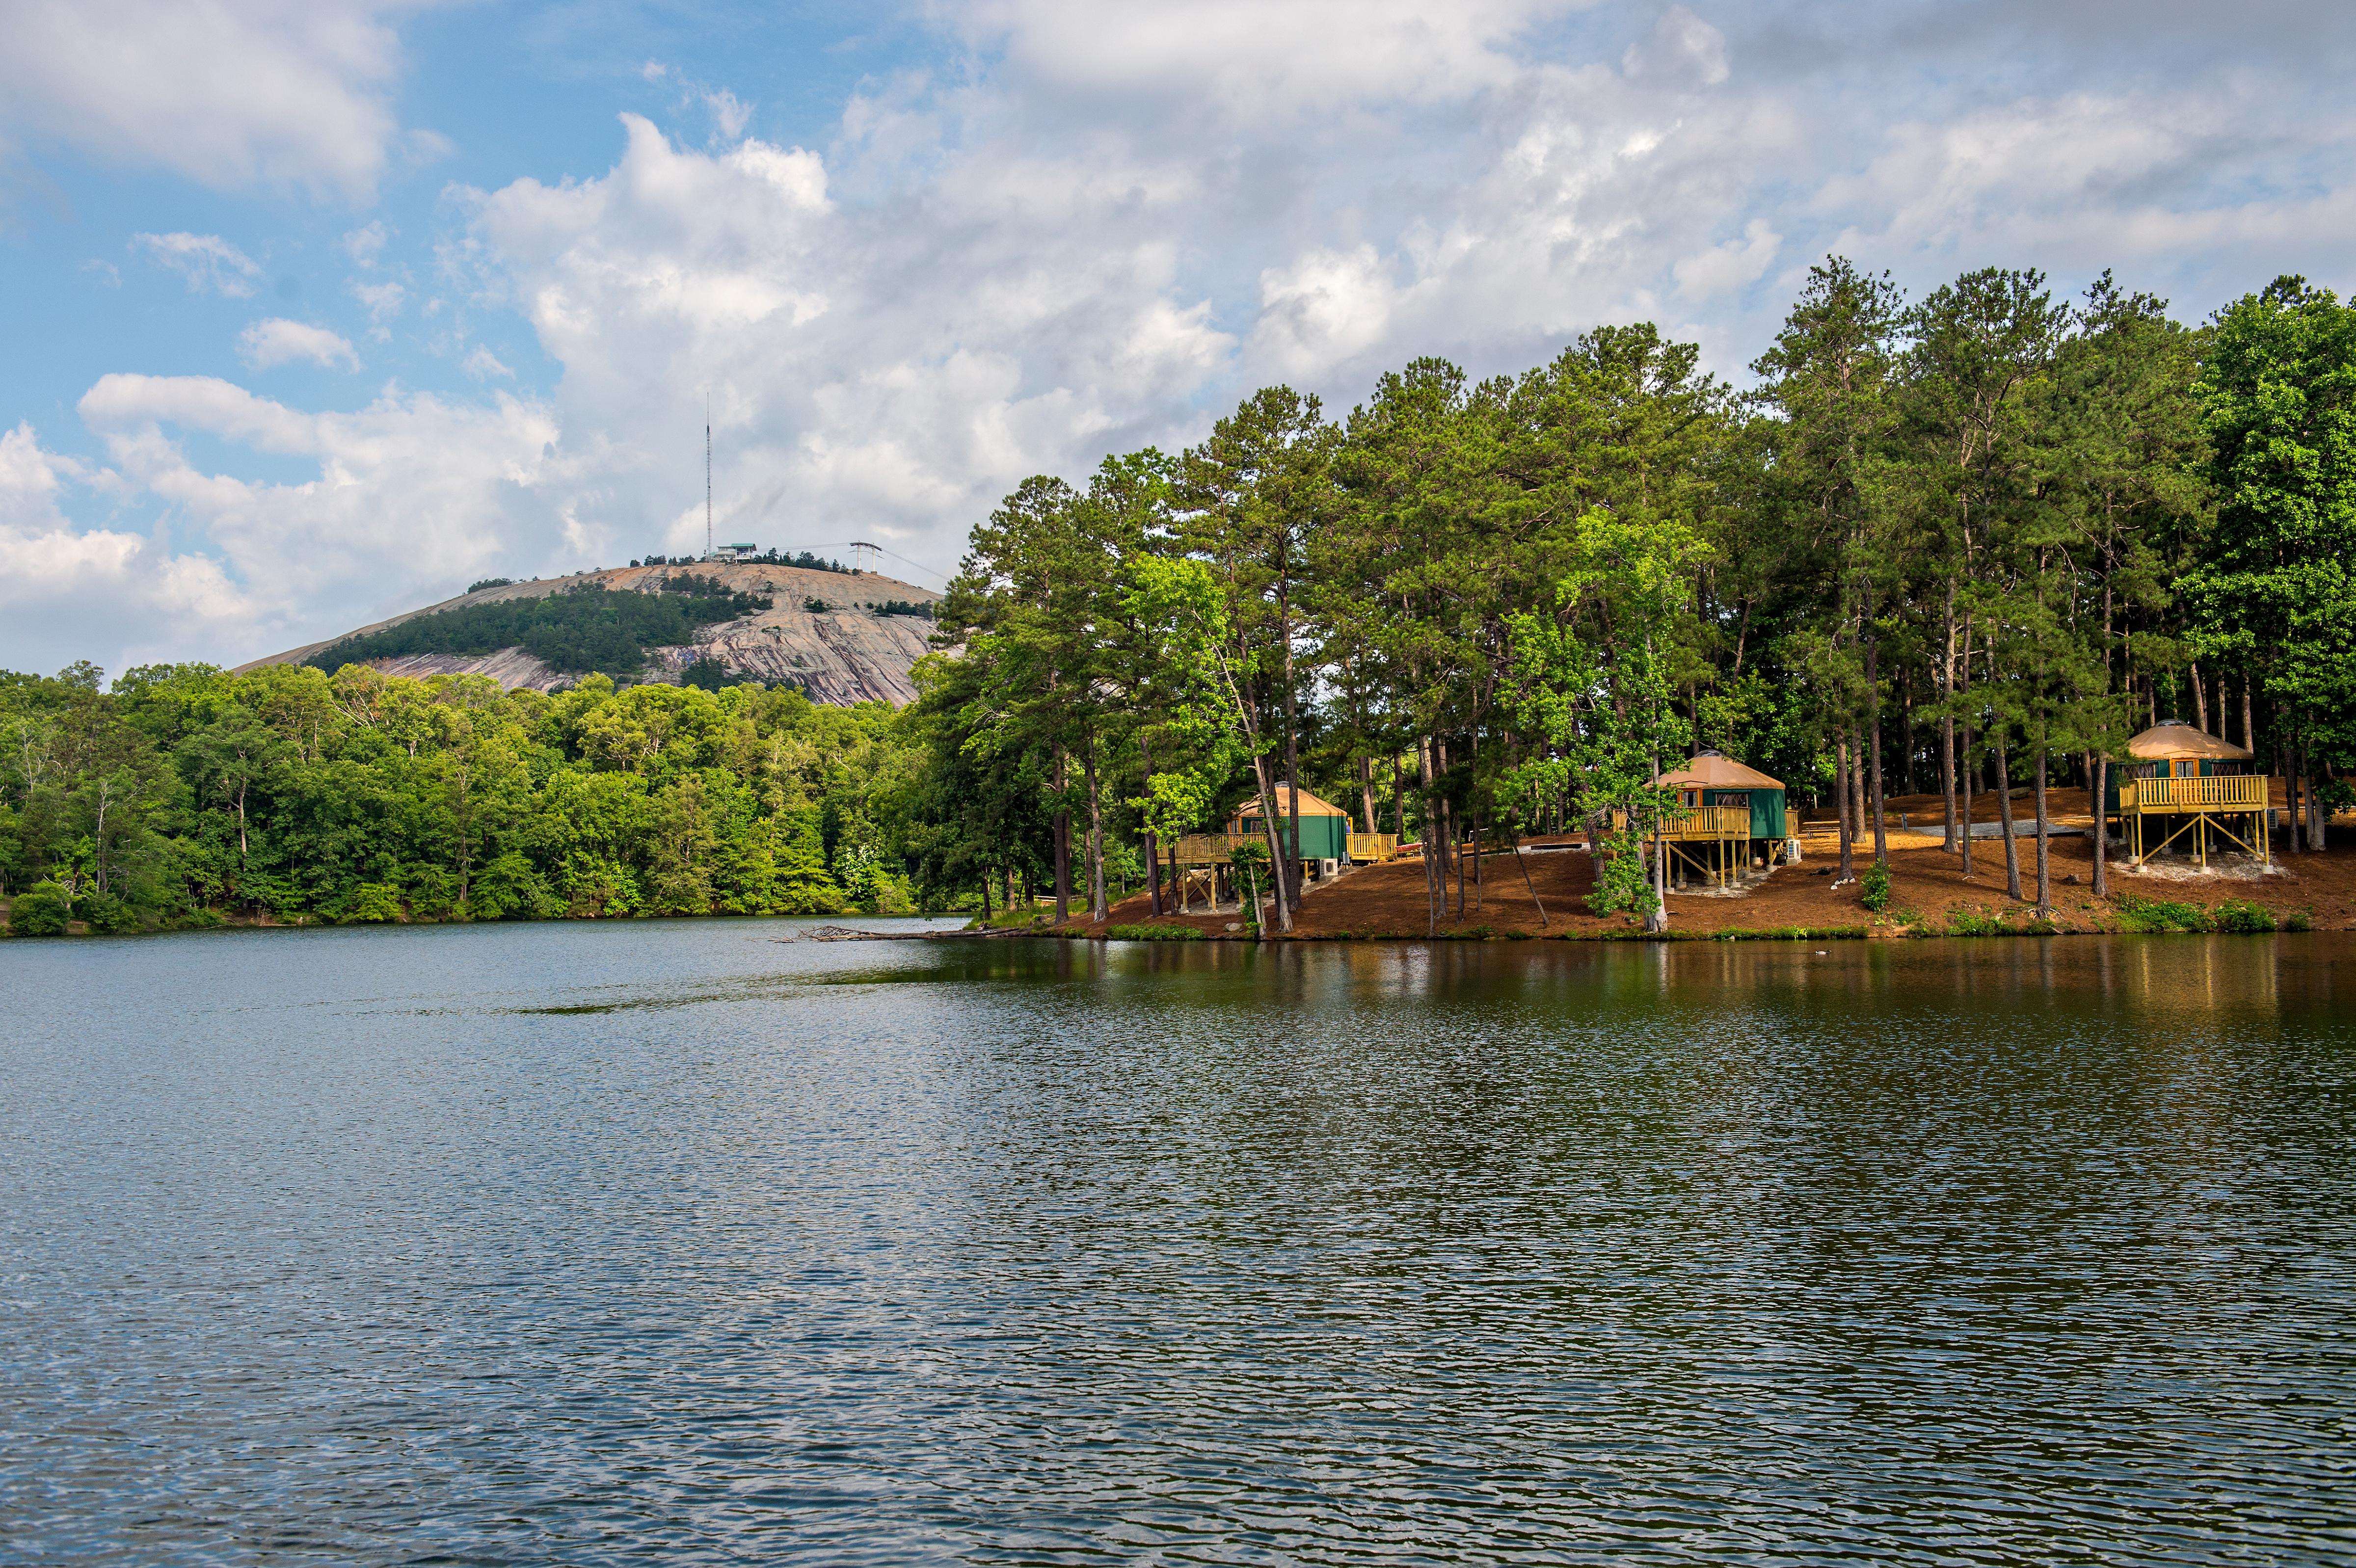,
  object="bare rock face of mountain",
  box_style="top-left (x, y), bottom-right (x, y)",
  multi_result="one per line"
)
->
top-left (237, 563), bottom-right (944, 707)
